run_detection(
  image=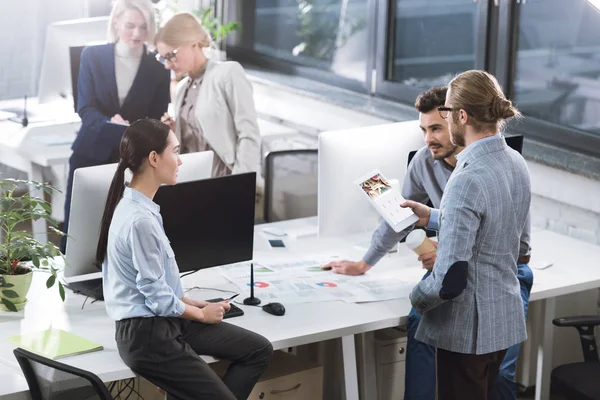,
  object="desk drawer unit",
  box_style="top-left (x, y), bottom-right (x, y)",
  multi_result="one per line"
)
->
top-left (375, 328), bottom-right (408, 400)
